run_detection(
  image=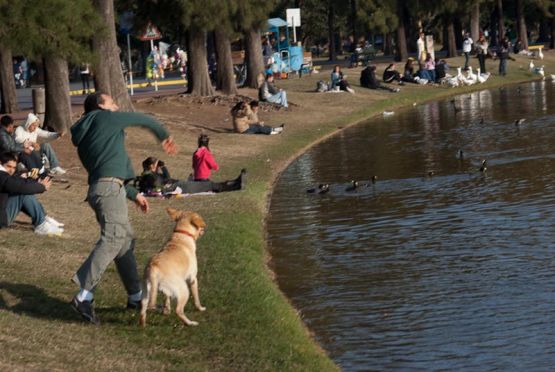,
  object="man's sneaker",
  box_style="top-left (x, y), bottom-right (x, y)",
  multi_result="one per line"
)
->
top-left (71, 296), bottom-right (100, 325)
top-left (50, 166), bottom-right (66, 175)
top-left (45, 216), bottom-right (64, 228)
top-left (127, 299), bottom-right (141, 311)
top-left (34, 220), bottom-right (63, 236)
